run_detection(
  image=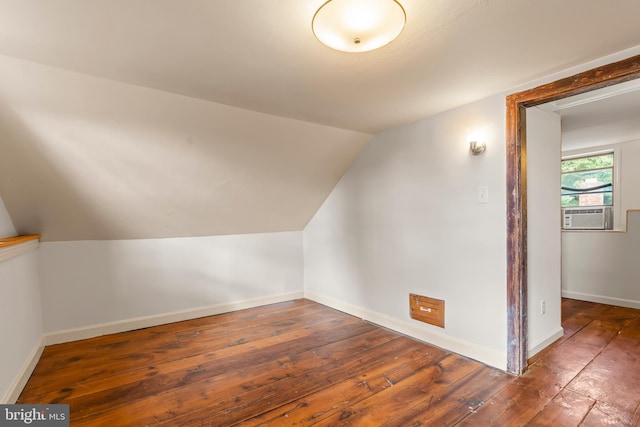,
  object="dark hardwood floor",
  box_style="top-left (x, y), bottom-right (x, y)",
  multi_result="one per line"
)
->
top-left (463, 298), bottom-right (640, 426)
top-left (18, 298), bottom-right (640, 426)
